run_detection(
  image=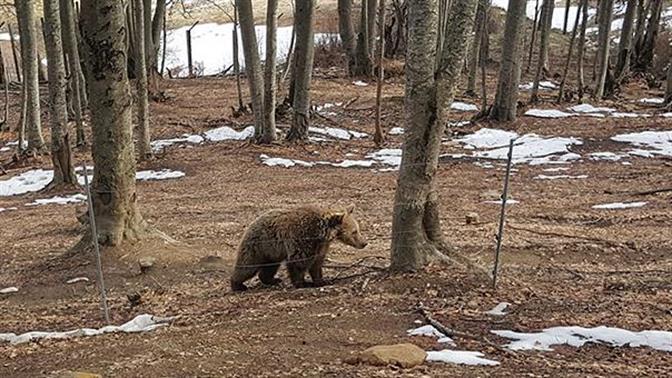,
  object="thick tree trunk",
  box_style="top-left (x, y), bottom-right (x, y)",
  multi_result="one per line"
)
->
top-left (635, 0), bottom-right (662, 72)
top-left (338, 0), bottom-right (357, 75)
top-left (391, 0), bottom-right (477, 271)
top-left (60, 0), bottom-right (86, 146)
top-left (236, 0), bottom-right (266, 139)
top-left (261, 0), bottom-right (278, 144)
top-left (367, 0), bottom-right (378, 57)
top-left (80, 0), bottom-right (146, 246)
top-left (134, 0), bottom-right (152, 159)
top-left (287, 0), bottom-right (315, 142)
top-left (615, 0), bottom-right (638, 78)
top-left (632, 0), bottom-right (649, 63)
top-left (576, 0), bottom-right (588, 100)
top-left (354, 0), bottom-right (373, 76)
top-left (489, 0), bottom-right (526, 122)
top-left (16, 0), bottom-right (46, 154)
top-left (44, 0), bottom-right (77, 188)
top-left (594, 0), bottom-right (614, 98)
top-left (531, 0), bottom-right (555, 102)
